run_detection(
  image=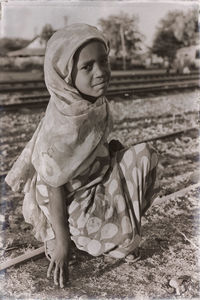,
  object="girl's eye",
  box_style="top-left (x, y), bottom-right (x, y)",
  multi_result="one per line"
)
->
top-left (83, 64), bottom-right (92, 71)
top-left (101, 57), bottom-right (109, 65)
